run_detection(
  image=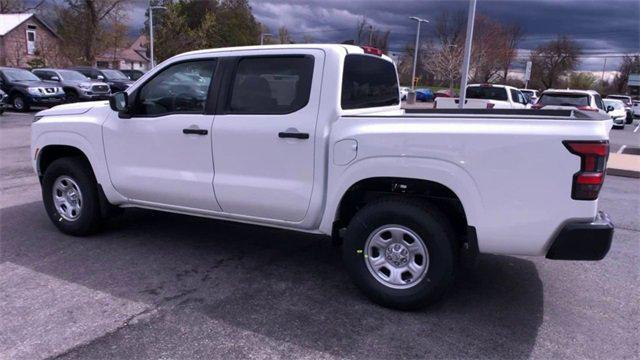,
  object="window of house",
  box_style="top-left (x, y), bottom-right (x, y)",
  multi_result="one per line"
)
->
top-left (26, 29), bottom-right (36, 55)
